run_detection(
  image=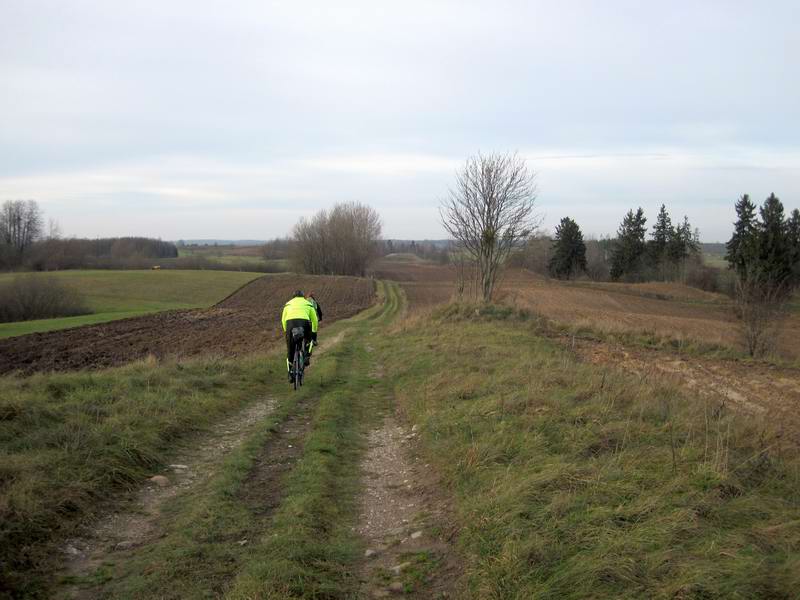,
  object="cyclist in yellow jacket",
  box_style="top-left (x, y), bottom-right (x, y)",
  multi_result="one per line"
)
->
top-left (281, 290), bottom-right (319, 382)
